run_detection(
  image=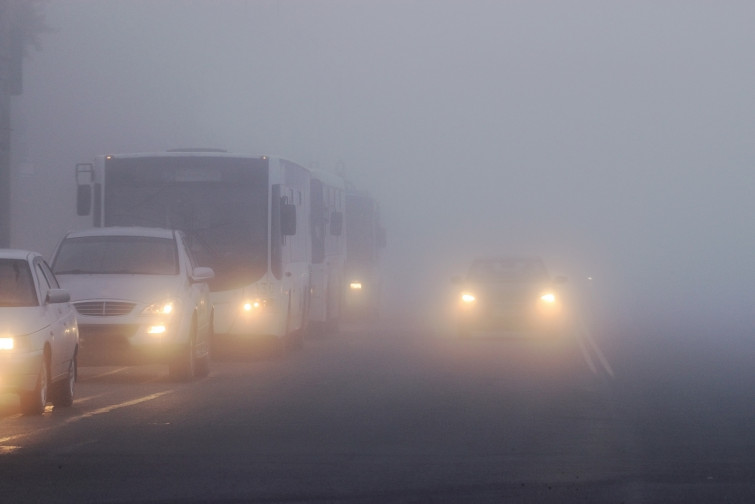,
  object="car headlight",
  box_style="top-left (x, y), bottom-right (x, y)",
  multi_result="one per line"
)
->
top-left (349, 281), bottom-right (363, 290)
top-left (461, 292), bottom-right (476, 304)
top-left (0, 334), bottom-right (32, 351)
top-left (142, 299), bottom-right (178, 316)
top-left (540, 293), bottom-right (556, 303)
top-left (0, 337), bottom-right (14, 350)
